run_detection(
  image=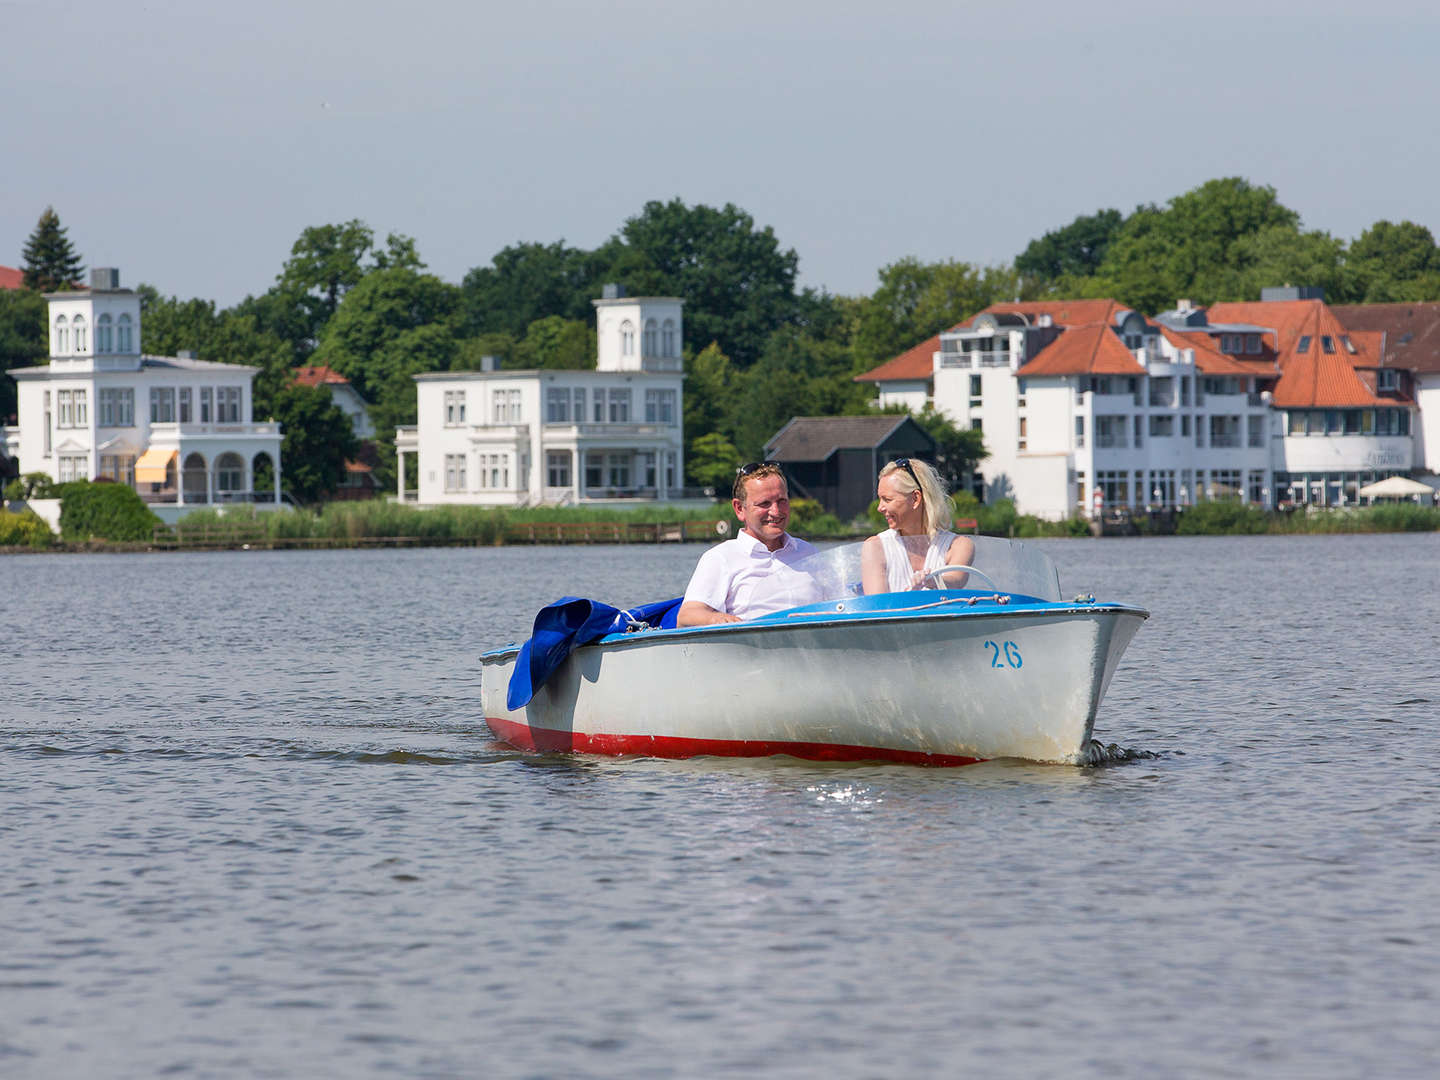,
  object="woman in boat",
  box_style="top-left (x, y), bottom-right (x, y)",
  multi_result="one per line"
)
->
top-left (861, 458), bottom-right (976, 594)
